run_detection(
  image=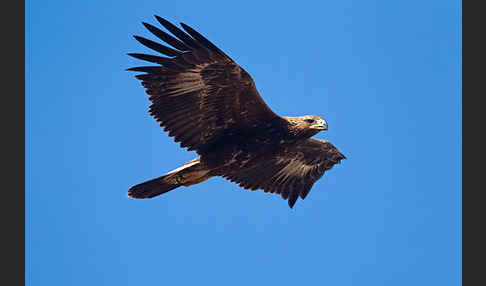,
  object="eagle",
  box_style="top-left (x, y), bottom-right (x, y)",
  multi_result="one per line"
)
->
top-left (127, 16), bottom-right (346, 208)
